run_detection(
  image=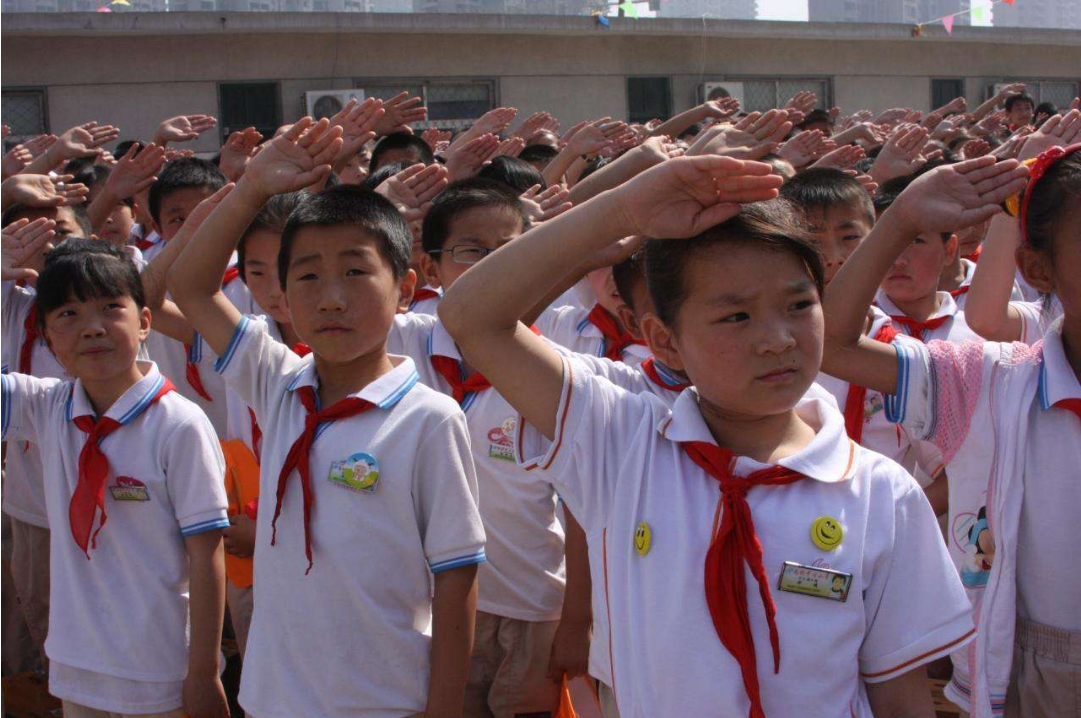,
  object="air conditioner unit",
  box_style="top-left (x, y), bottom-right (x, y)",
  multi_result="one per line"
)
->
top-left (304, 89), bottom-right (365, 121)
top-left (700, 81), bottom-right (744, 105)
